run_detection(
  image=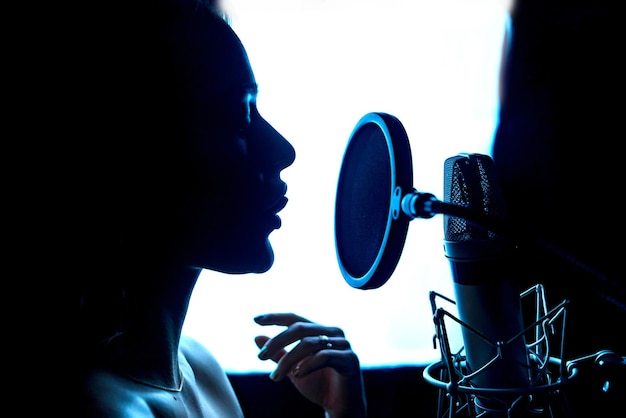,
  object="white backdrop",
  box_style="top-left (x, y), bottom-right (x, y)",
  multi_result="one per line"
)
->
top-left (183, 0), bottom-right (509, 372)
